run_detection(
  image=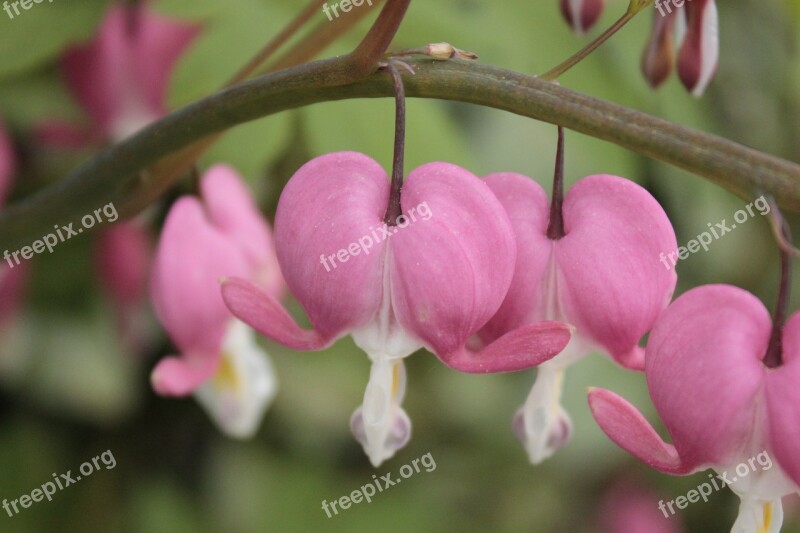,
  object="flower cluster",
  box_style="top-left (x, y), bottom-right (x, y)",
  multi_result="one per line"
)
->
top-left (559, 0), bottom-right (720, 95)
